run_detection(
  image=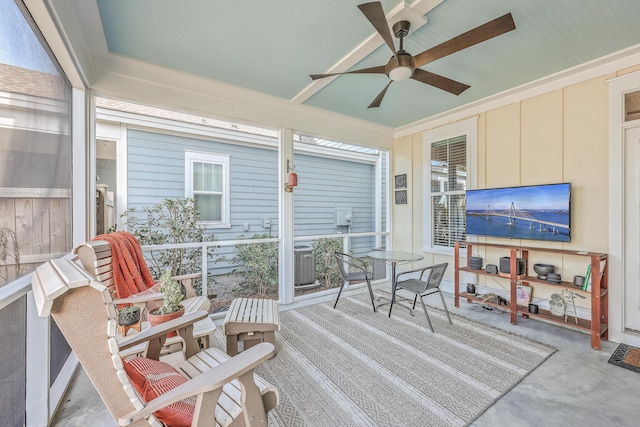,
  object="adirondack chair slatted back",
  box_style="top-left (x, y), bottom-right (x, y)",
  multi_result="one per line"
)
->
top-left (73, 240), bottom-right (210, 321)
top-left (74, 240), bottom-right (136, 301)
top-left (35, 256), bottom-right (151, 426)
top-left (73, 240), bottom-right (130, 314)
